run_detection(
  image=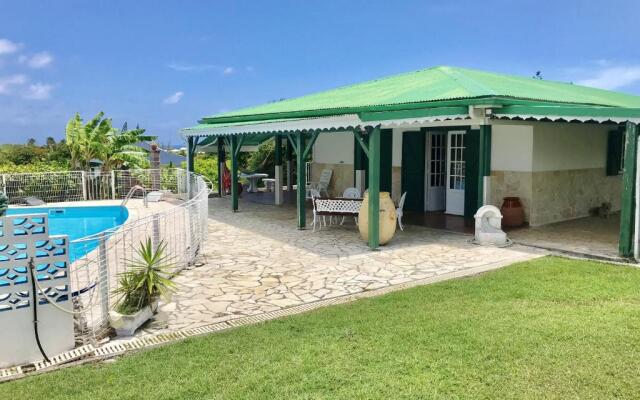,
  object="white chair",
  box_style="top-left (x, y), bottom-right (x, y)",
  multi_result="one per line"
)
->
top-left (396, 192), bottom-right (407, 231)
top-left (342, 187), bottom-right (361, 199)
top-left (309, 189), bottom-right (322, 231)
top-left (341, 187), bottom-right (361, 225)
top-left (306, 169), bottom-right (333, 199)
